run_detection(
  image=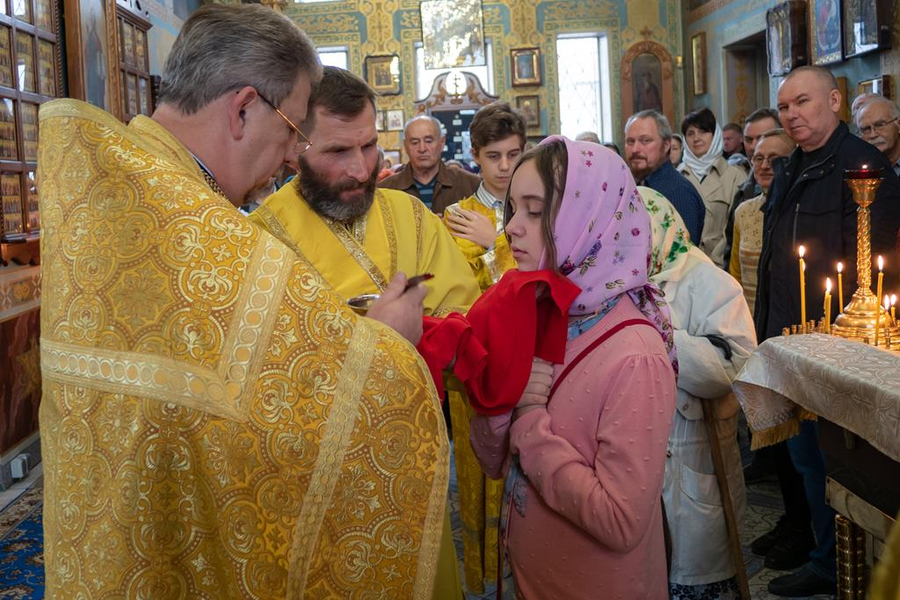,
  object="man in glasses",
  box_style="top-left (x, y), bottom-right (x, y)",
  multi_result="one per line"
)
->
top-left (37, 6), bottom-right (451, 598)
top-left (855, 96), bottom-right (900, 178)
